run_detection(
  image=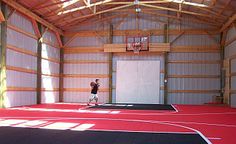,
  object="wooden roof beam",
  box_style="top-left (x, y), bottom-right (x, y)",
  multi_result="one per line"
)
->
top-left (31, 19), bottom-right (41, 38)
top-left (140, 3), bottom-right (223, 20)
top-left (33, 0), bottom-right (71, 11)
top-left (83, 0), bottom-right (94, 13)
top-left (46, 0), bottom-right (113, 23)
top-left (2, 0), bottom-right (63, 35)
top-left (0, 9), bottom-right (5, 22)
top-left (220, 13), bottom-right (236, 32)
top-left (142, 10), bottom-right (221, 27)
top-left (63, 13), bottom-right (128, 30)
top-left (106, 0), bottom-right (209, 7)
top-left (59, 4), bottom-right (133, 26)
top-left (57, 0), bottom-right (113, 16)
top-left (218, 0), bottom-right (231, 15)
top-left (45, 0), bottom-right (81, 18)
